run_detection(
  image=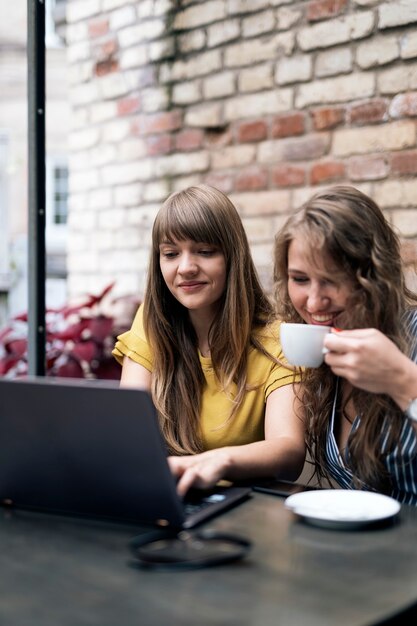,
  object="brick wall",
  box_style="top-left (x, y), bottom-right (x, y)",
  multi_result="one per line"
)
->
top-left (66, 0), bottom-right (417, 299)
